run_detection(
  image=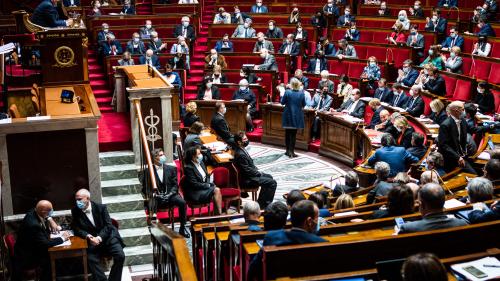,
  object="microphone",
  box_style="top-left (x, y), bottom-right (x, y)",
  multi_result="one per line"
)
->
top-left (446, 6), bottom-right (460, 22)
top-left (385, 47), bottom-right (394, 63)
top-left (329, 174), bottom-right (343, 190)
